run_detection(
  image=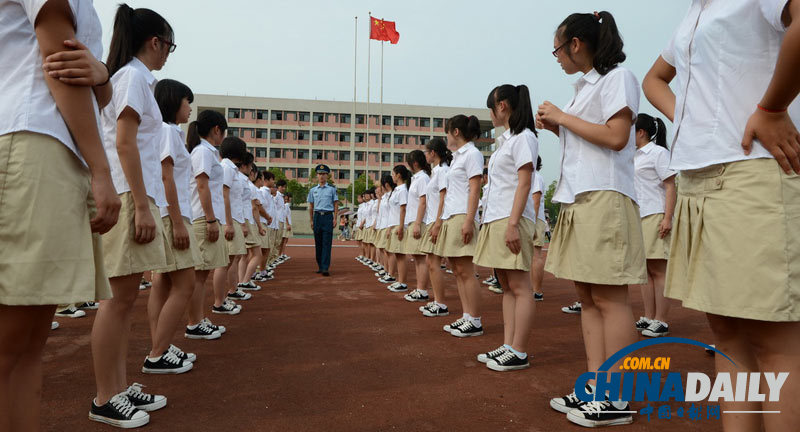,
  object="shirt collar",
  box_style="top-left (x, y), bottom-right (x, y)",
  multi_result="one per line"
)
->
top-left (573, 68), bottom-right (602, 90)
top-left (412, 170), bottom-right (425, 179)
top-left (130, 57), bottom-right (157, 88)
top-left (455, 141), bottom-right (475, 155)
top-left (638, 142), bottom-right (656, 154)
top-left (199, 139), bottom-right (218, 156)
